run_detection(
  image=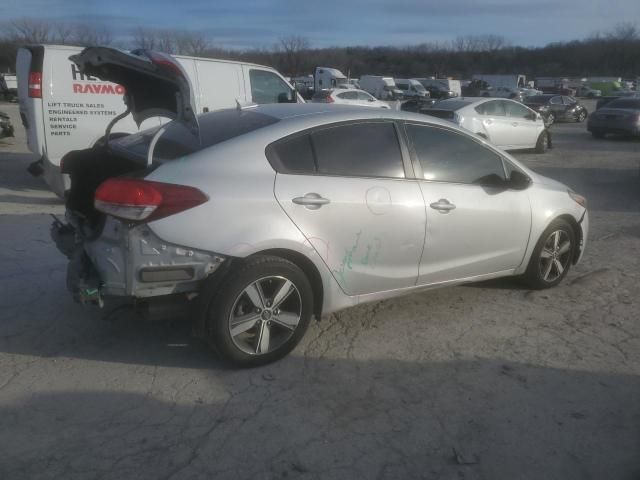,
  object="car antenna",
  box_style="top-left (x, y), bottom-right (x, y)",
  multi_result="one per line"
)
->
top-left (235, 98), bottom-right (258, 111)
